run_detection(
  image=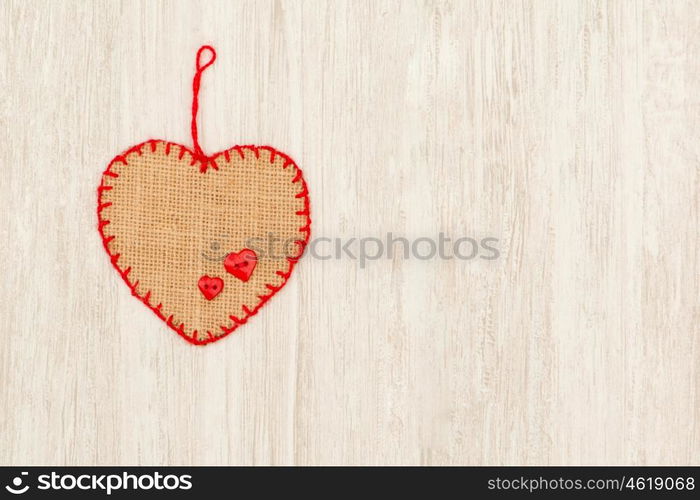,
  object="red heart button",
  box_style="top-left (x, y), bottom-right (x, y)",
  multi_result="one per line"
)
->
top-left (224, 249), bottom-right (258, 282)
top-left (198, 276), bottom-right (224, 300)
